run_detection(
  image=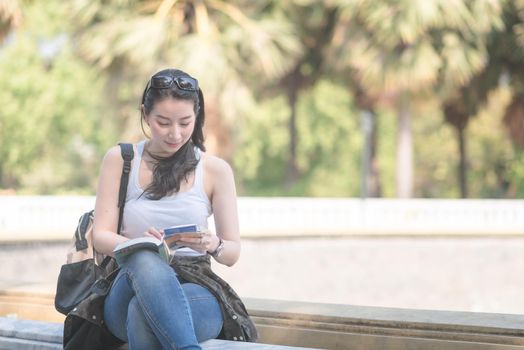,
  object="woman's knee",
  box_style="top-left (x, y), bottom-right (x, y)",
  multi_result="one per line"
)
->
top-left (123, 249), bottom-right (163, 269)
top-left (121, 251), bottom-right (180, 303)
top-left (122, 249), bottom-right (174, 280)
